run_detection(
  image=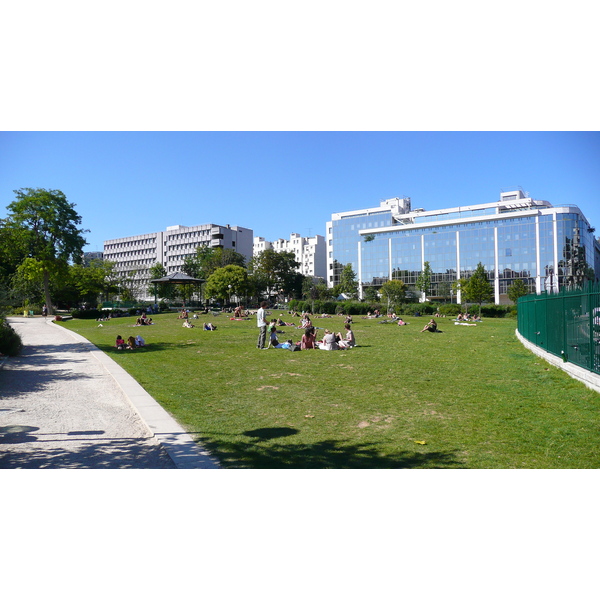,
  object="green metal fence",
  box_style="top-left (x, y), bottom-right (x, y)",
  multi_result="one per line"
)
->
top-left (517, 283), bottom-right (600, 374)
